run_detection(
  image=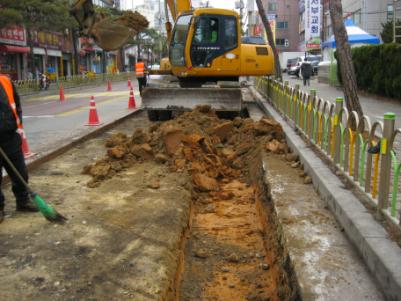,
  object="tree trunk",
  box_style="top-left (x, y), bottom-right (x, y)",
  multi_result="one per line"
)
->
top-left (329, 0), bottom-right (363, 117)
top-left (255, 0), bottom-right (282, 80)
